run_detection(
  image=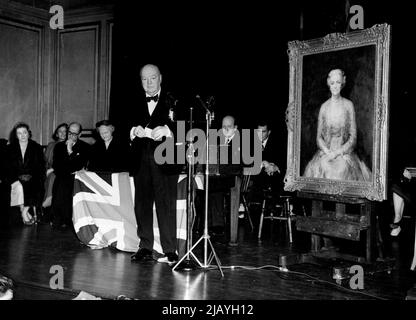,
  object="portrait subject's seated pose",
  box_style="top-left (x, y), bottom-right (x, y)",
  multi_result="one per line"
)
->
top-left (303, 69), bottom-right (371, 181)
